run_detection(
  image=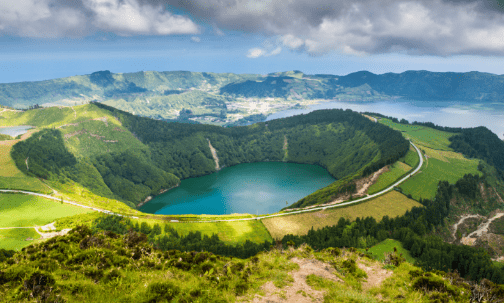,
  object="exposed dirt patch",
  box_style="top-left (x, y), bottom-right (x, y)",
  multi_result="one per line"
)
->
top-left (493, 188), bottom-right (504, 204)
top-left (282, 166), bottom-right (389, 212)
top-left (207, 139), bottom-right (220, 170)
top-left (239, 257), bottom-right (341, 303)
top-left (474, 233), bottom-right (504, 258)
top-left (40, 222), bottom-right (56, 231)
top-left (451, 214), bottom-right (485, 242)
top-left (93, 116), bottom-right (109, 126)
top-left (64, 130), bottom-right (87, 139)
top-left (357, 260), bottom-right (393, 290)
top-left (34, 227), bottom-right (71, 239)
top-left (354, 166), bottom-right (389, 197)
